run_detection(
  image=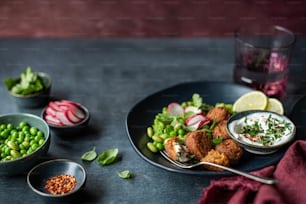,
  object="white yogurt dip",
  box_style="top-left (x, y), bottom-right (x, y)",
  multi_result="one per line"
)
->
top-left (228, 112), bottom-right (294, 146)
